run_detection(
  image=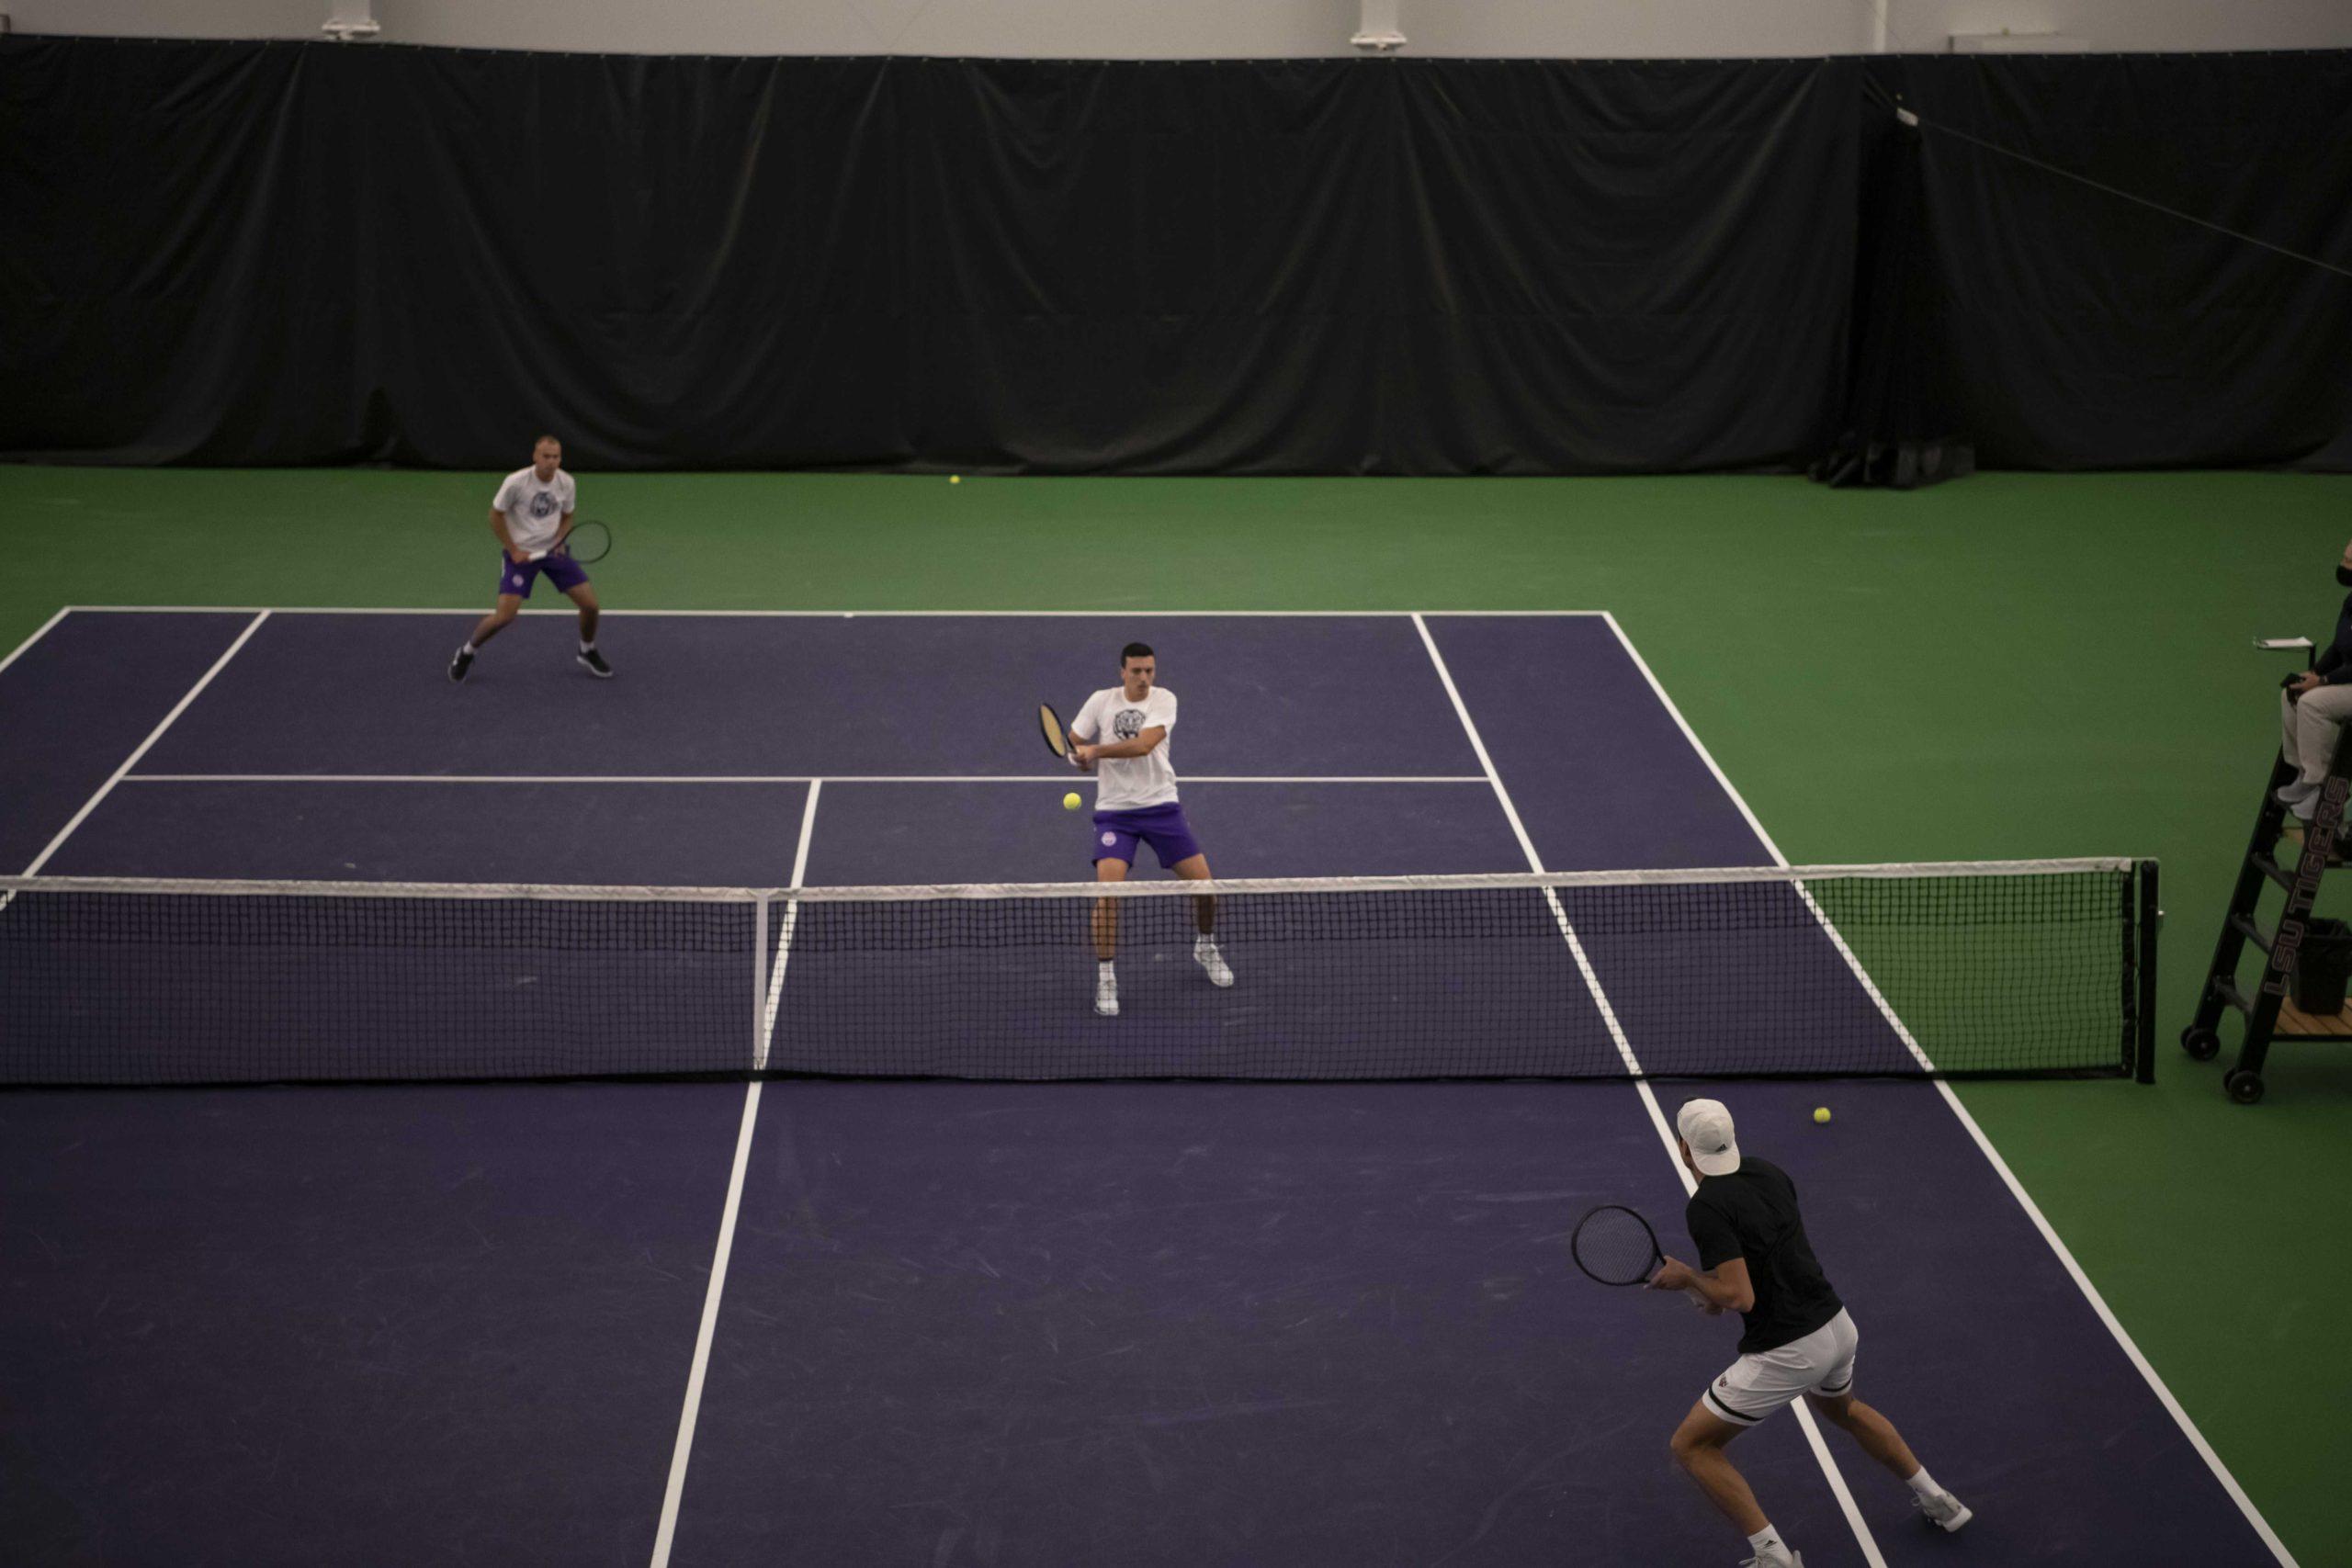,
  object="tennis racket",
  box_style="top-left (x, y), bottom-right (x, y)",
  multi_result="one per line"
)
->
top-left (1040, 703), bottom-right (1083, 769)
top-left (532, 518), bottom-right (611, 565)
top-left (1569, 1204), bottom-right (1666, 1286)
